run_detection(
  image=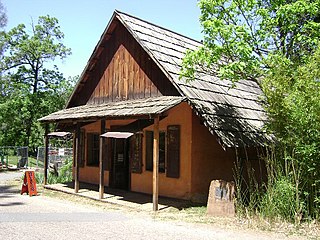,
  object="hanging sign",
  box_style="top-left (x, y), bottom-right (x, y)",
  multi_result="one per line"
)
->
top-left (21, 170), bottom-right (37, 196)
